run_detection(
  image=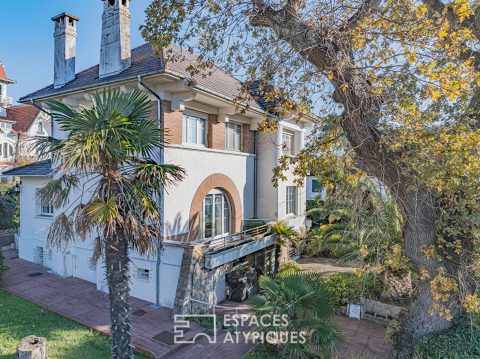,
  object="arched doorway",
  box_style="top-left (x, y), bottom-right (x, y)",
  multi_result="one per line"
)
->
top-left (188, 173), bottom-right (242, 241)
